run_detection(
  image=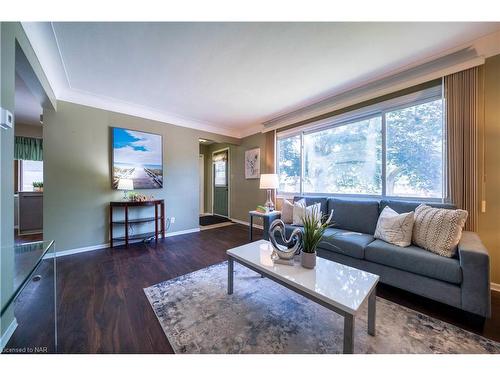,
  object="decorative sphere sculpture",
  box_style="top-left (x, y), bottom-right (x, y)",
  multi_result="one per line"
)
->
top-left (268, 219), bottom-right (303, 260)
